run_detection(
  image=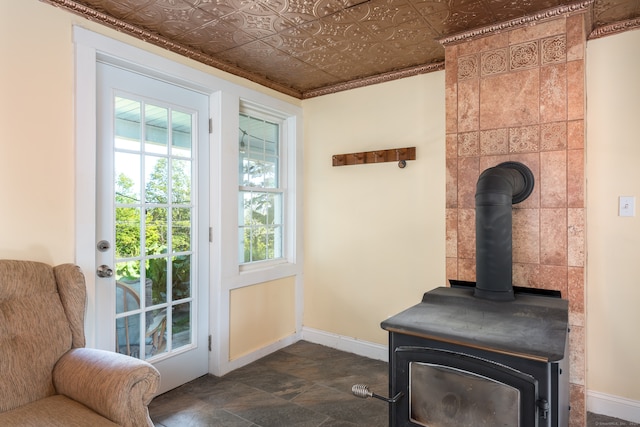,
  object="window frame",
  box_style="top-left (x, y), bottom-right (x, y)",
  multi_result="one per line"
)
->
top-left (237, 101), bottom-right (292, 272)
